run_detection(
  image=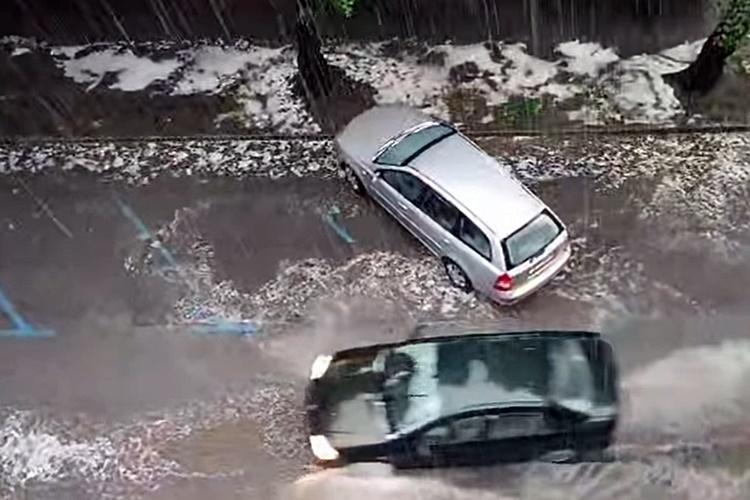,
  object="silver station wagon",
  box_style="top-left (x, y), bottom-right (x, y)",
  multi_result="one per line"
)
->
top-left (336, 105), bottom-right (571, 305)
